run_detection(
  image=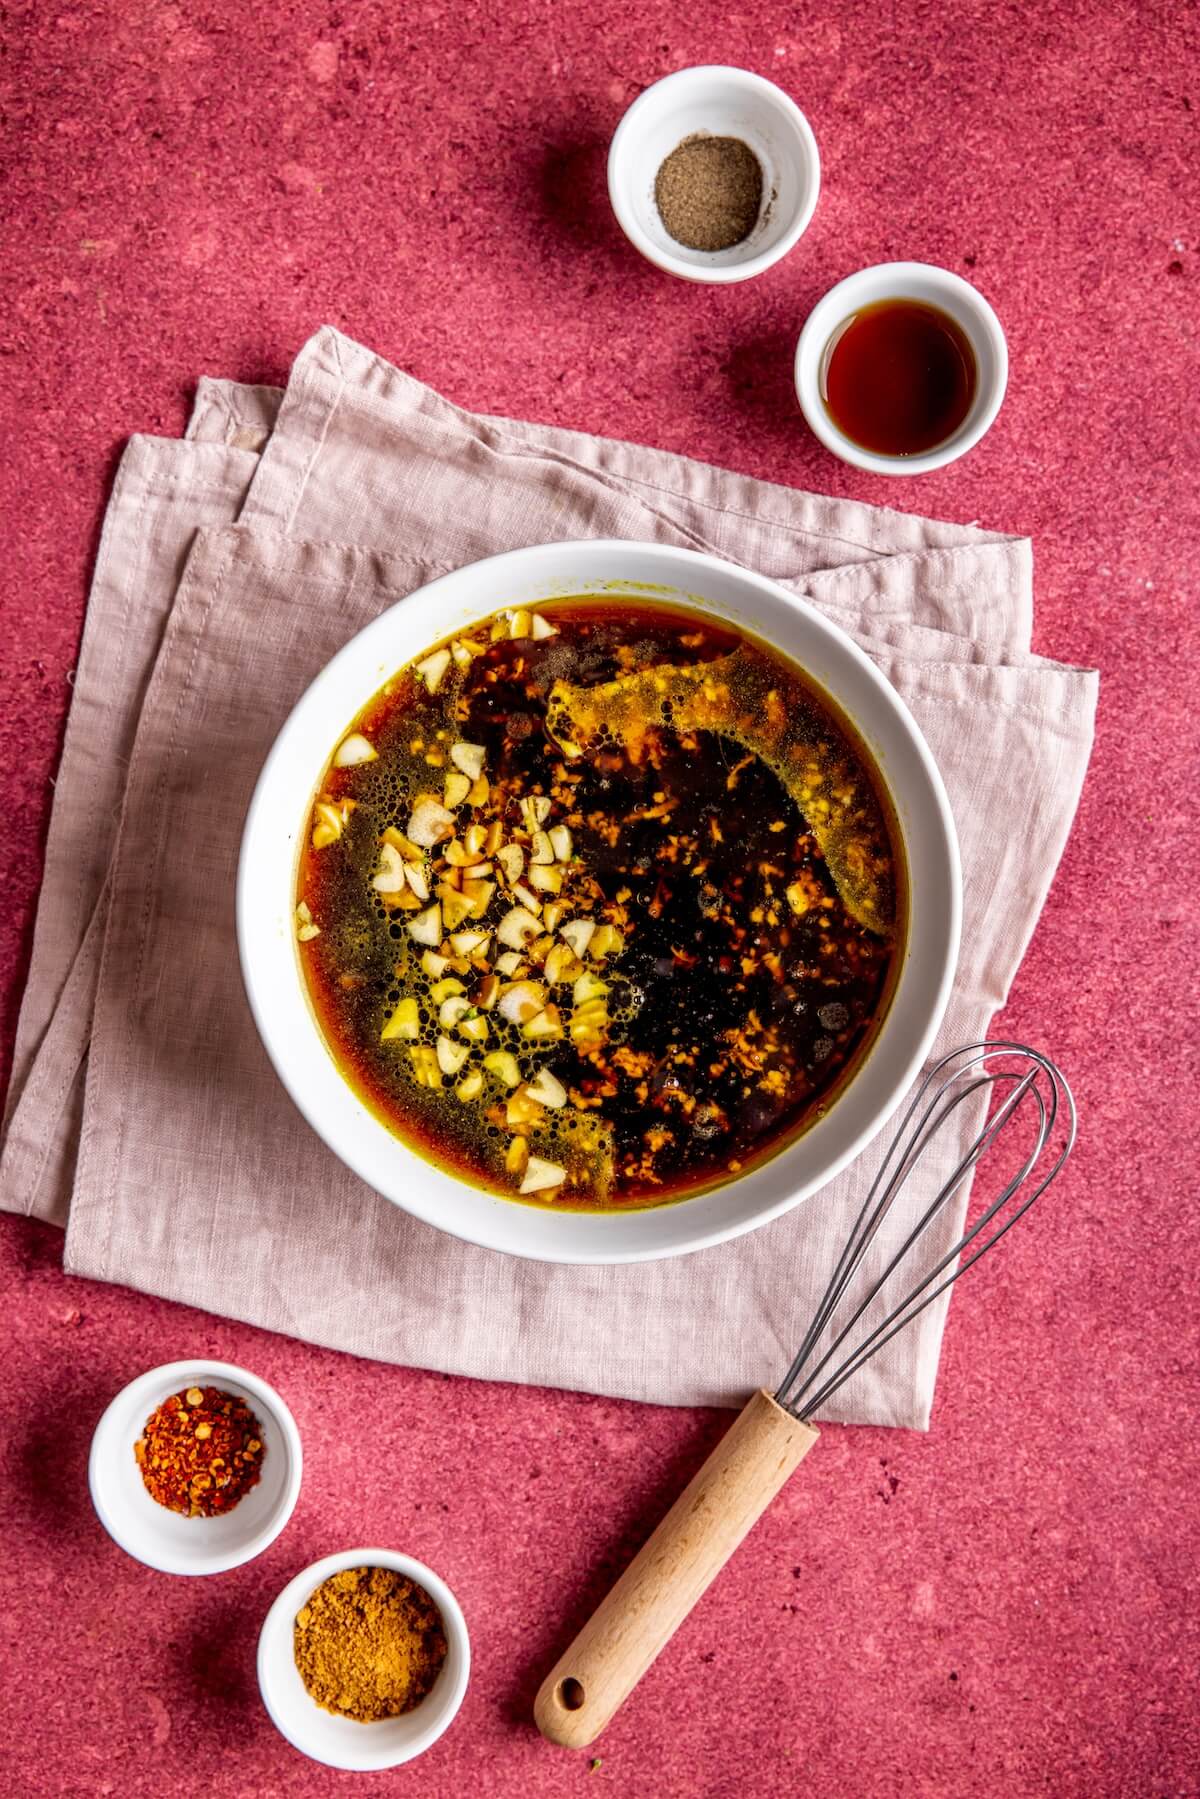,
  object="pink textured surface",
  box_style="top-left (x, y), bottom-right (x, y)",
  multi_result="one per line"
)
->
top-left (1, 2), bottom-right (1197, 1793)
